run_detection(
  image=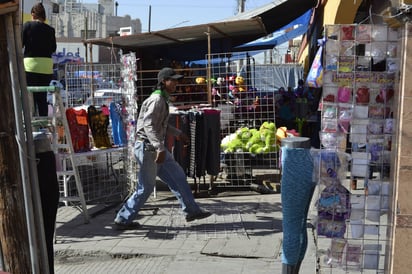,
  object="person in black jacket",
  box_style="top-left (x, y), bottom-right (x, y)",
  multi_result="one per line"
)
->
top-left (22, 2), bottom-right (56, 116)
